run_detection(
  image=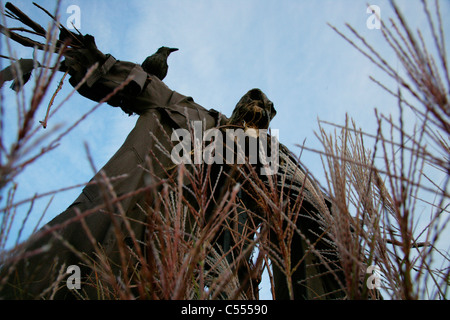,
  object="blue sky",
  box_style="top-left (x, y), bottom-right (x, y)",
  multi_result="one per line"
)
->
top-left (1, 0), bottom-right (449, 299)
